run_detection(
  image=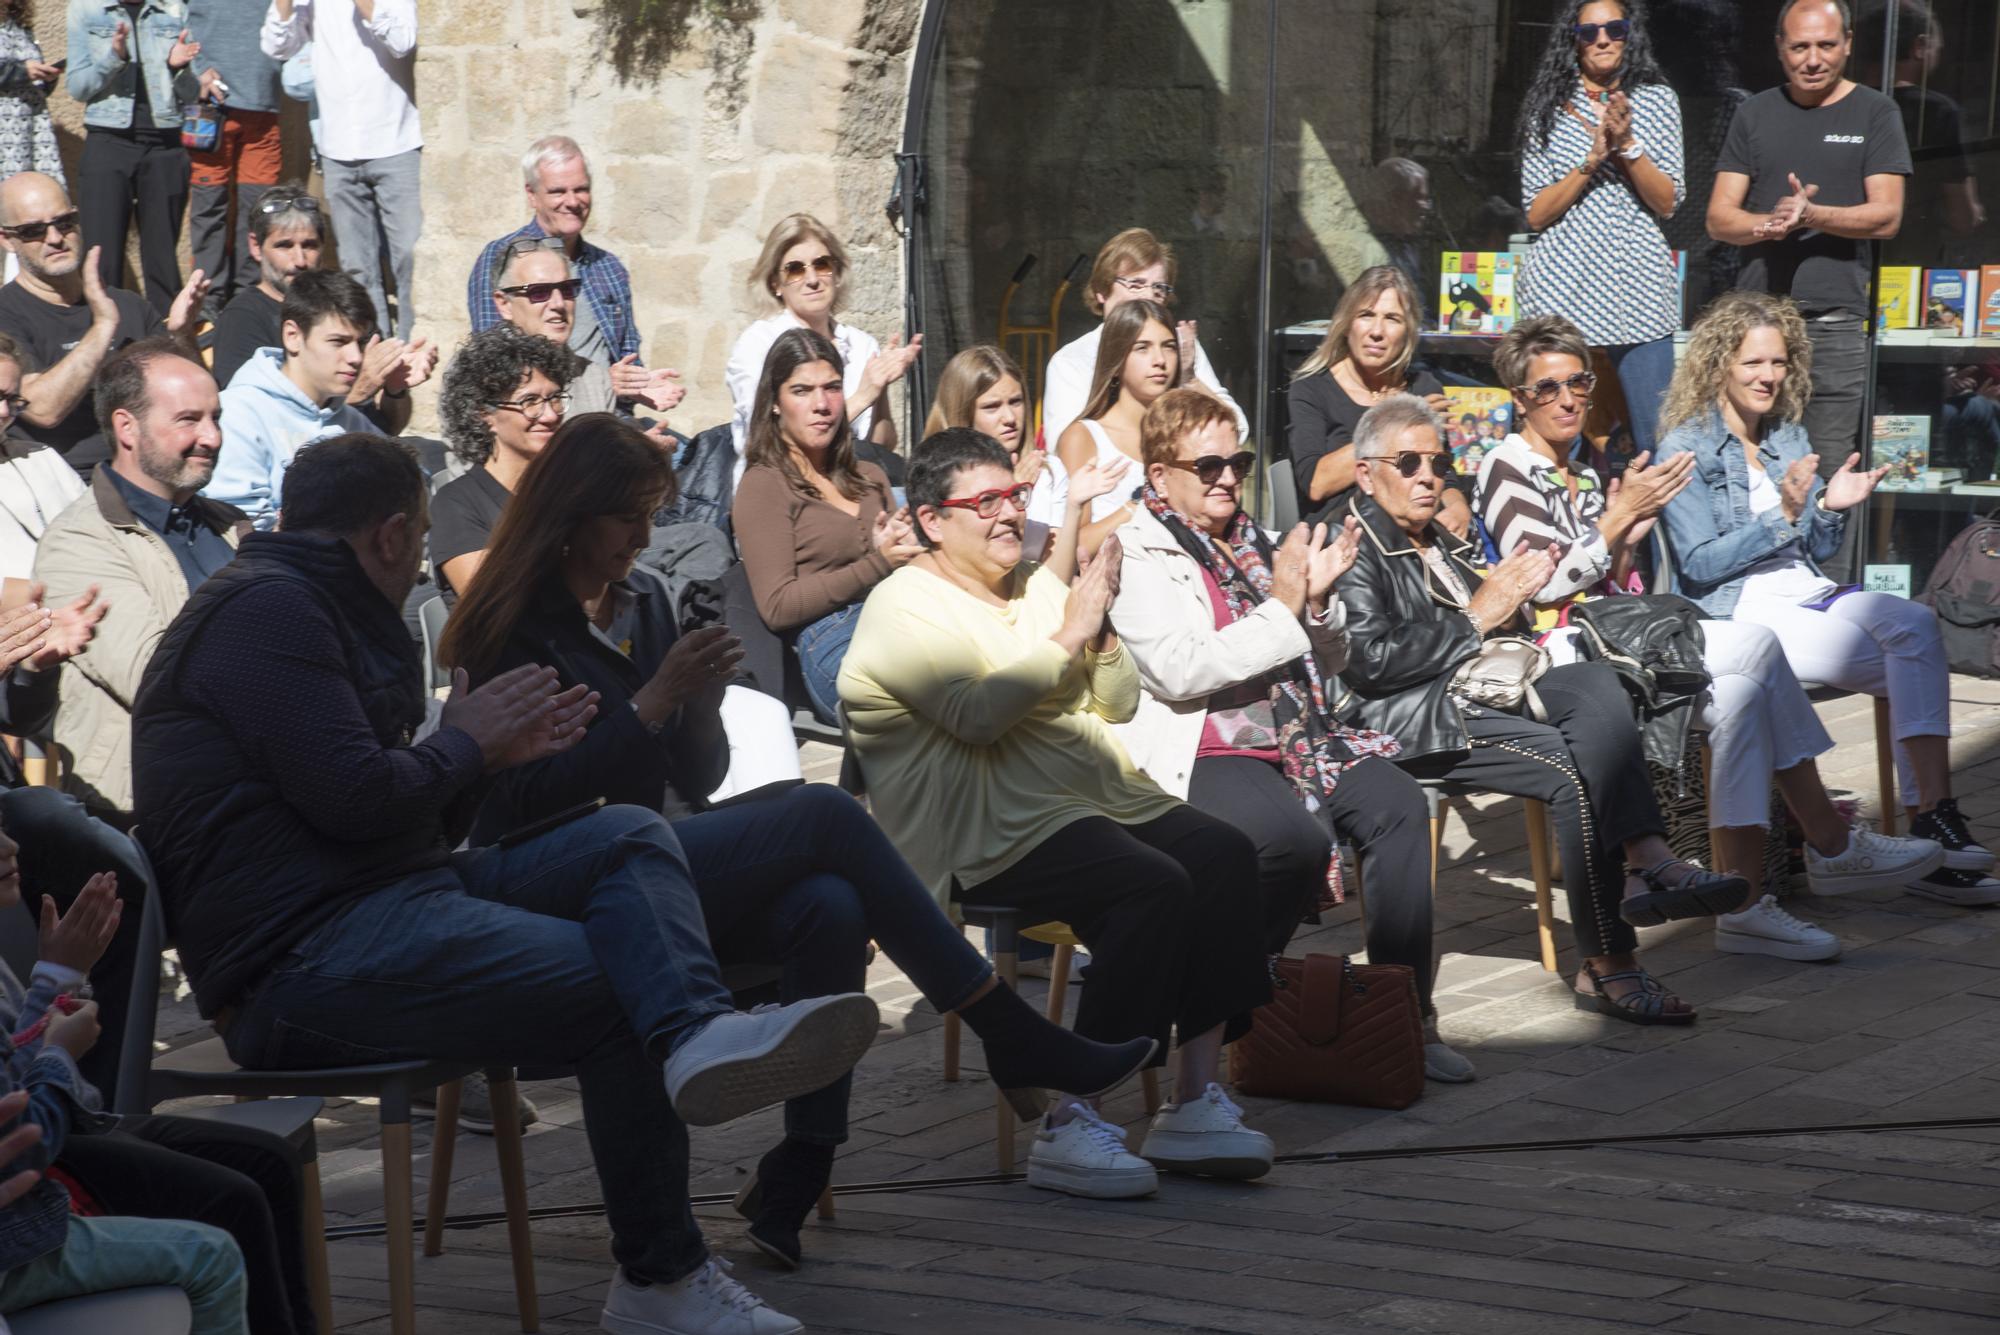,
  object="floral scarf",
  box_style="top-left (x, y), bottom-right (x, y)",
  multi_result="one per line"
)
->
top-left (1141, 486), bottom-right (1401, 903)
